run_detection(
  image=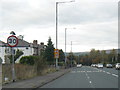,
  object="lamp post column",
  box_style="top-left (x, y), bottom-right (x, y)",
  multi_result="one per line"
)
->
top-left (56, 2), bottom-right (58, 68)
top-left (65, 28), bottom-right (67, 65)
